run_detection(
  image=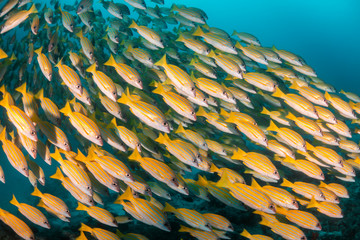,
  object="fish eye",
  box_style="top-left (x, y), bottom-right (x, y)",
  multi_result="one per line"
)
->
top-left (203, 143), bottom-right (207, 147)
top-left (113, 219), bottom-right (117, 224)
top-left (264, 138), bottom-right (267, 142)
top-left (301, 237), bottom-right (306, 240)
top-left (238, 70), bottom-right (241, 74)
top-left (191, 111), bottom-right (195, 115)
top-left (76, 85), bottom-right (81, 89)
top-left (231, 46), bottom-right (235, 49)
top-left (23, 167), bottom-right (27, 171)
top-left (182, 186), bottom-right (187, 190)
top-left (44, 221), bottom-right (48, 224)
top-left (136, 143), bottom-right (141, 147)
top-left (86, 186), bottom-right (91, 189)
top-left (192, 158), bottom-right (197, 163)
top-left (292, 200), bottom-right (297, 205)
top-left (125, 173), bottom-right (131, 177)
top-left (113, 91), bottom-right (117, 95)
top-left (112, 182), bottom-right (118, 186)
top-left (191, 87), bottom-right (195, 91)
top-left (32, 149), bottom-right (36, 153)
top-left (90, 199), bottom-right (94, 203)
top-left (316, 223), bottom-right (321, 228)
top-left (273, 170), bottom-right (278, 175)
top-left (223, 91), bottom-right (228, 96)
top-left (197, 154), bottom-right (201, 158)
top-left (146, 188), bottom-right (151, 192)
top-left (64, 142), bottom-right (68, 146)
top-left (320, 193), bottom-right (324, 198)
top-left (163, 122), bottom-right (168, 126)
top-left (96, 135), bottom-right (101, 140)
top-left (202, 98), bottom-right (206, 102)
top-left (269, 204), bottom-right (274, 209)
top-left (148, 58), bottom-right (151, 61)
top-left (205, 223), bottom-right (211, 228)
top-left (31, 130), bottom-right (36, 135)
top-left (79, 5), bottom-right (83, 10)
top-left (66, 210), bottom-right (70, 213)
